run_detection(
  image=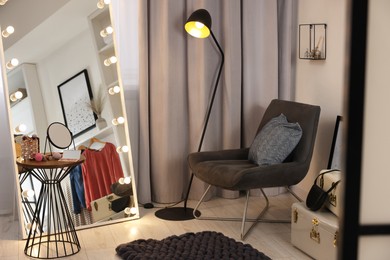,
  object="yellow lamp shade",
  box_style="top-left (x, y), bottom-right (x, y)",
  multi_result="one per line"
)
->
top-left (185, 9), bottom-right (212, 39)
top-left (185, 21), bottom-right (210, 38)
